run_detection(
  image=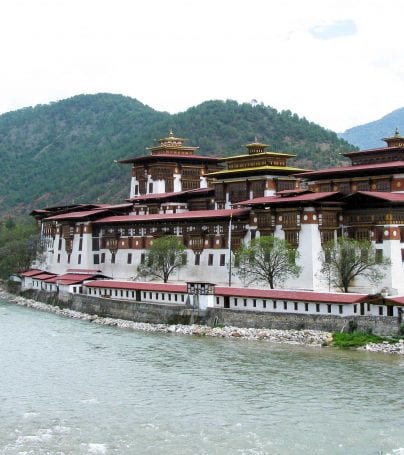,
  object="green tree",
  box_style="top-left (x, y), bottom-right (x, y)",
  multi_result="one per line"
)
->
top-left (234, 236), bottom-right (301, 289)
top-left (0, 217), bottom-right (43, 279)
top-left (319, 237), bottom-right (390, 293)
top-left (137, 235), bottom-right (187, 283)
